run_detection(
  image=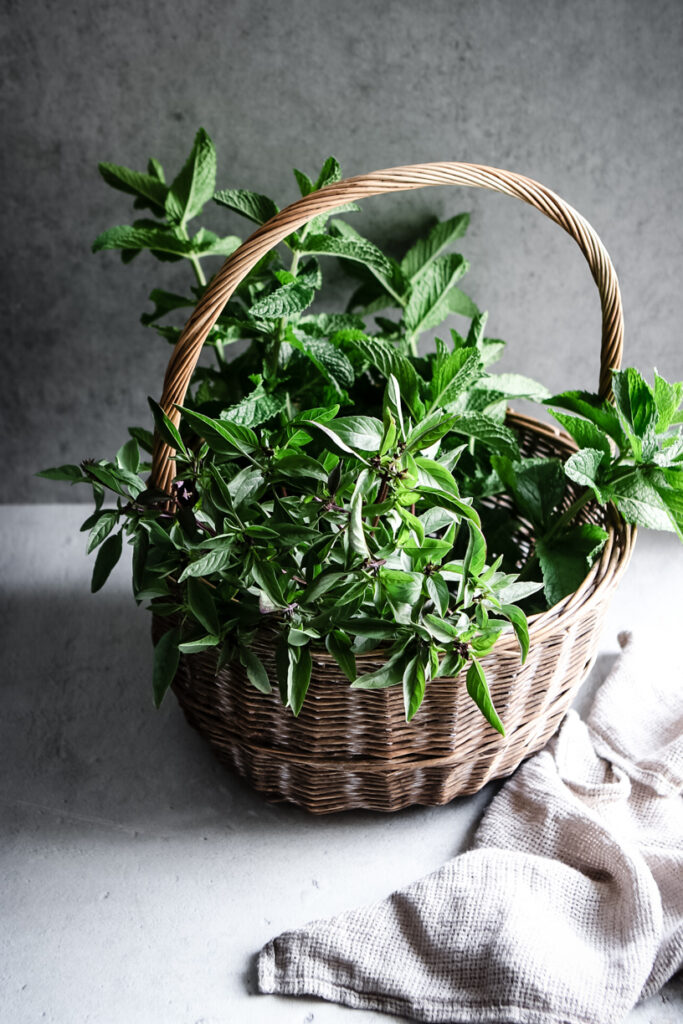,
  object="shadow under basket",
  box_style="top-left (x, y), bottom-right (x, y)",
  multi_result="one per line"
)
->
top-left (153, 412), bottom-right (635, 814)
